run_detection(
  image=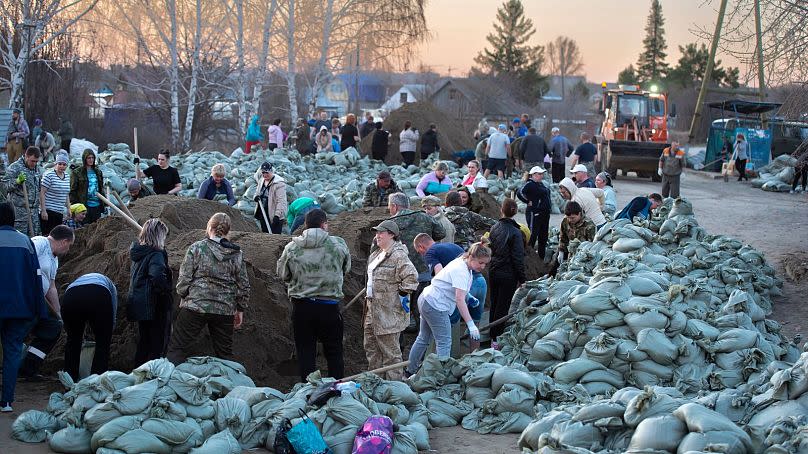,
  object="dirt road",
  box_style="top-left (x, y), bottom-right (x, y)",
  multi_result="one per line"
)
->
top-left (1, 171), bottom-right (805, 453)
